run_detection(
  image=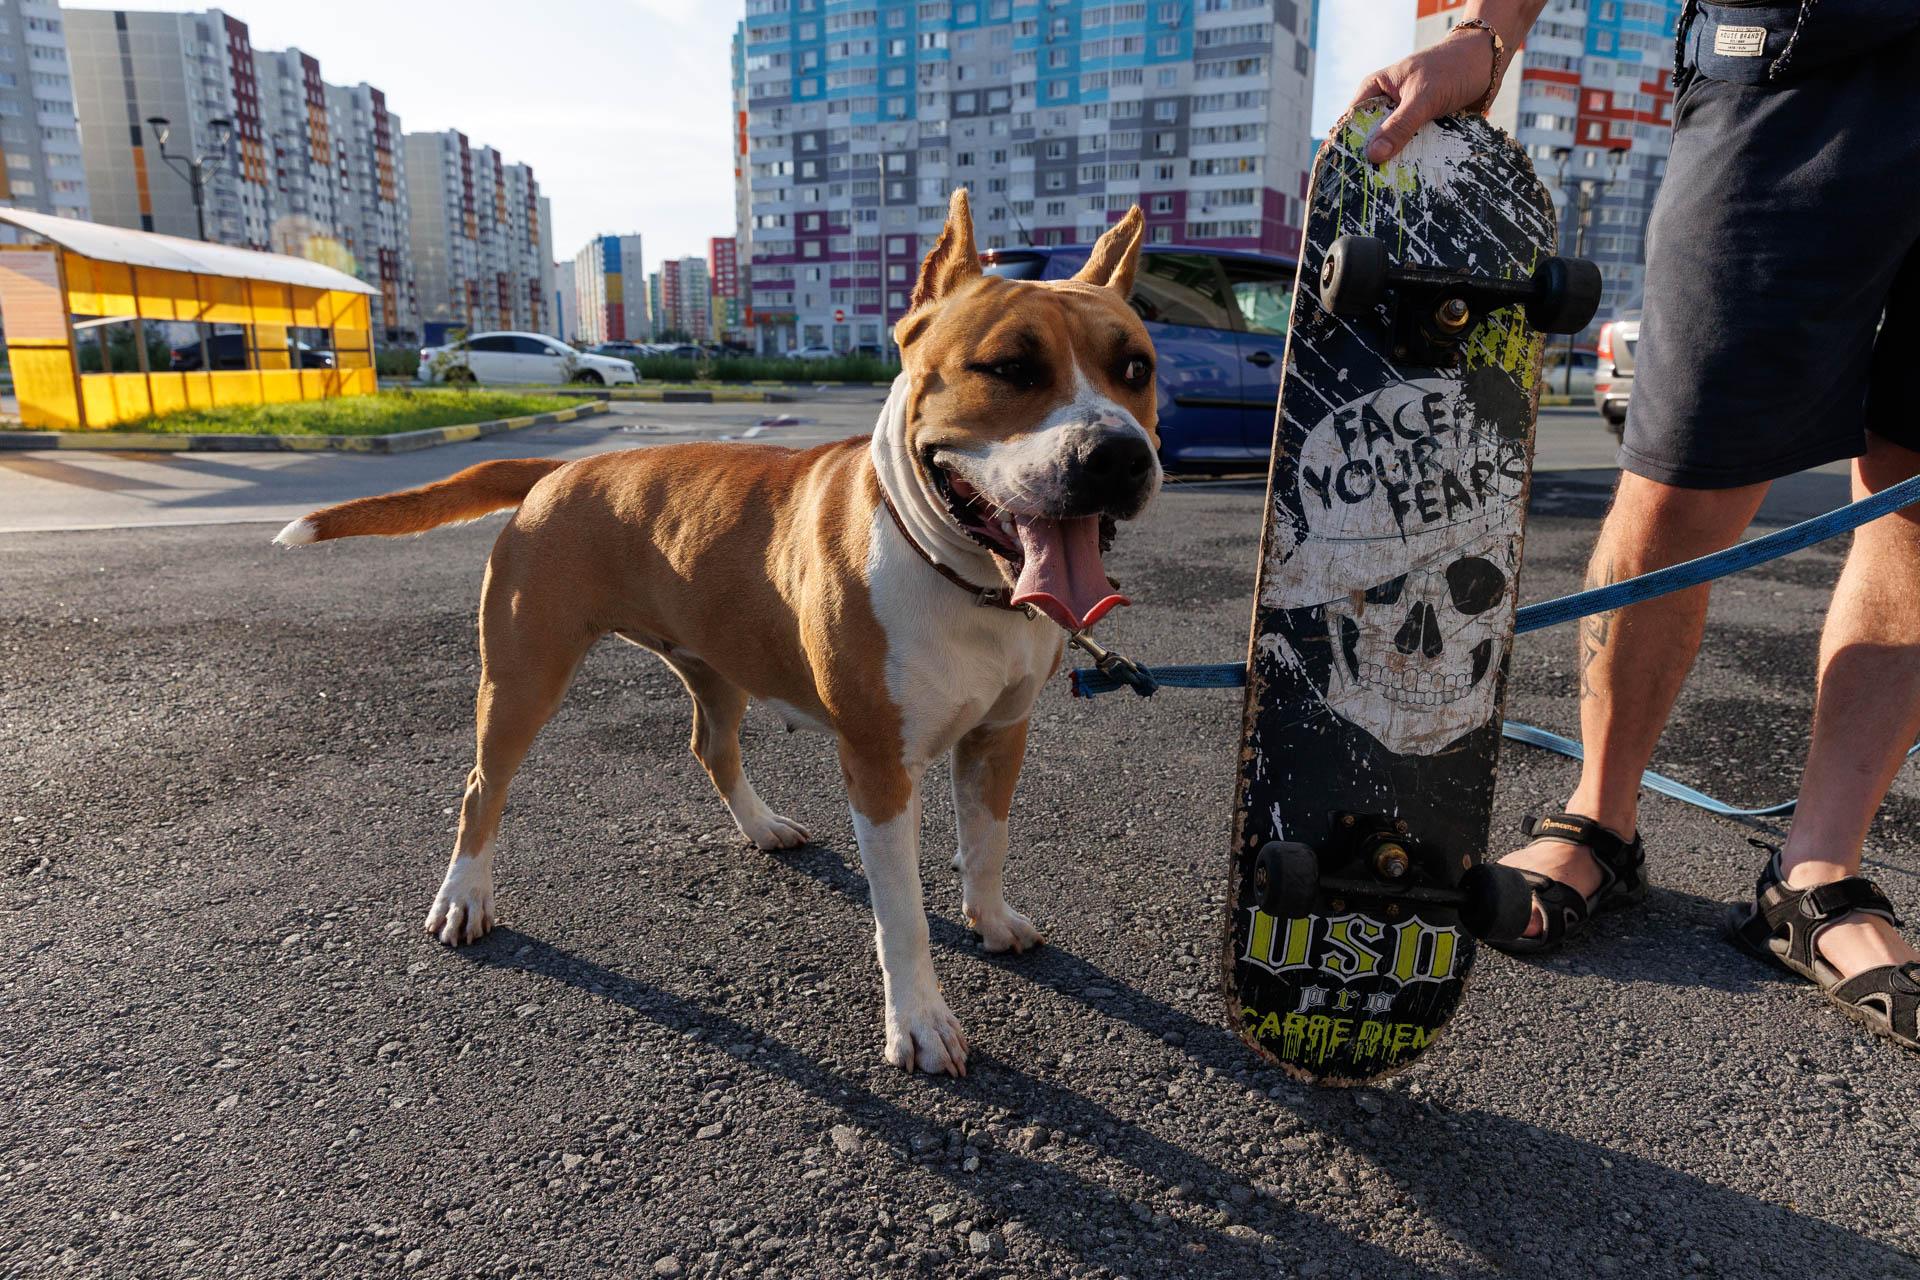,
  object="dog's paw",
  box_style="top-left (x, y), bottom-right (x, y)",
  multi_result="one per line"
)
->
top-left (883, 990), bottom-right (968, 1077)
top-left (739, 810), bottom-right (811, 851)
top-left (967, 901), bottom-right (1045, 954)
top-left (424, 857), bottom-right (495, 946)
